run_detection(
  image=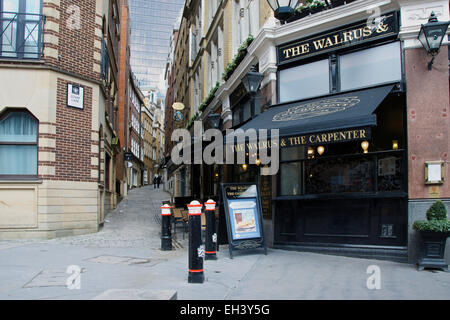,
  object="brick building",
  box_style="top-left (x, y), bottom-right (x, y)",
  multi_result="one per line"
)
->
top-left (0, 0), bottom-right (125, 238)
